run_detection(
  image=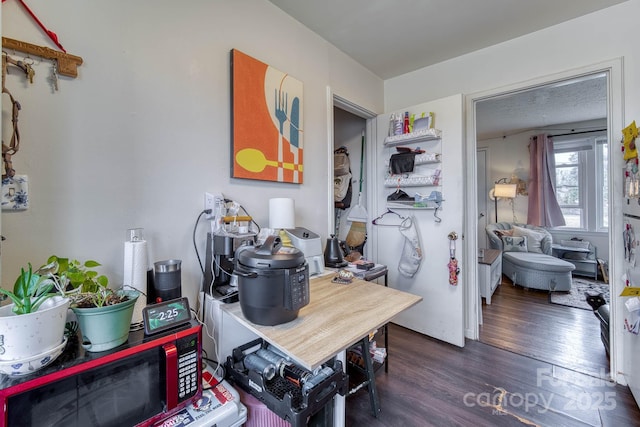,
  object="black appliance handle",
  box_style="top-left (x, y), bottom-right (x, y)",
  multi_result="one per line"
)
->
top-left (234, 270), bottom-right (258, 278)
top-left (255, 235), bottom-right (282, 255)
